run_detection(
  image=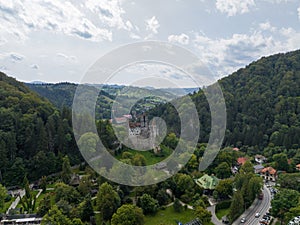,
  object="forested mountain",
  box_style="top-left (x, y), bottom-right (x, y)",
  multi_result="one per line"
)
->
top-left (220, 50), bottom-right (300, 149)
top-left (0, 72), bottom-right (80, 186)
top-left (150, 49), bottom-right (300, 152)
top-left (26, 83), bottom-right (178, 119)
